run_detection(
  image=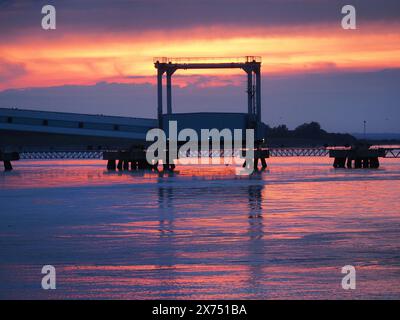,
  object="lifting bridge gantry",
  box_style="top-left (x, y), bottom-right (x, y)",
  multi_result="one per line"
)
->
top-left (153, 56), bottom-right (262, 127)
